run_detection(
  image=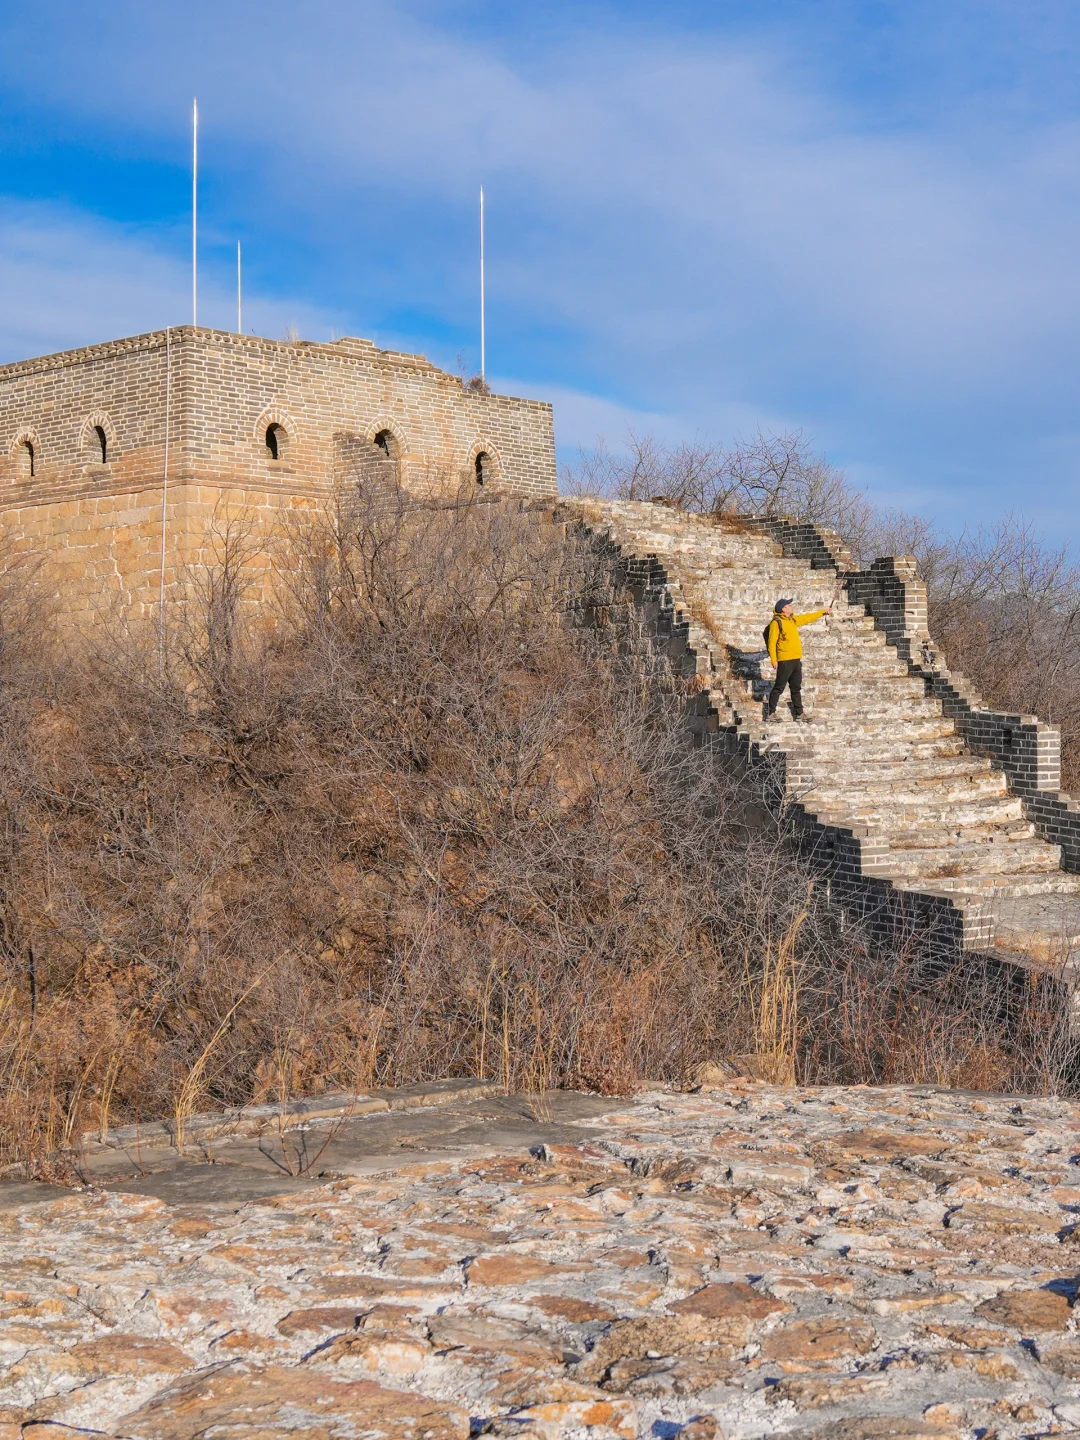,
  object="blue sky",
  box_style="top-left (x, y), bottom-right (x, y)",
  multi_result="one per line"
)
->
top-left (2, 1), bottom-right (1080, 535)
